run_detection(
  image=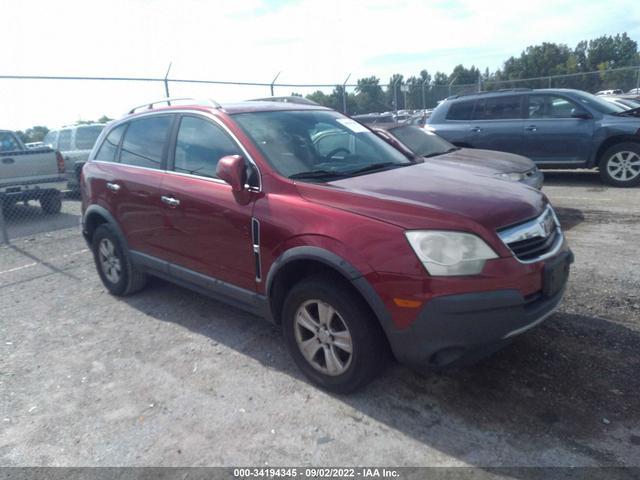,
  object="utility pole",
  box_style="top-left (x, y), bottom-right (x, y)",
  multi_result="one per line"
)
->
top-left (636, 66), bottom-right (640, 91)
top-left (164, 62), bottom-right (172, 100)
top-left (270, 71), bottom-right (281, 97)
top-left (422, 78), bottom-right (429, 111)
top-left (403, 84), bottom-right (408, 111)
top-left (342, 73), bottom-right (351, 114)
top-left (392, 78), bottom-right (399, 114)
top-left (448, 75), bottom-right (457, 98)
